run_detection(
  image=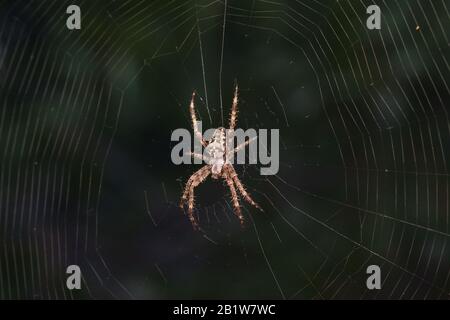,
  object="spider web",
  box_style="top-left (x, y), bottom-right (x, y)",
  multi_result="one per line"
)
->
top-left (0, 0), bottom-right (449, 299)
